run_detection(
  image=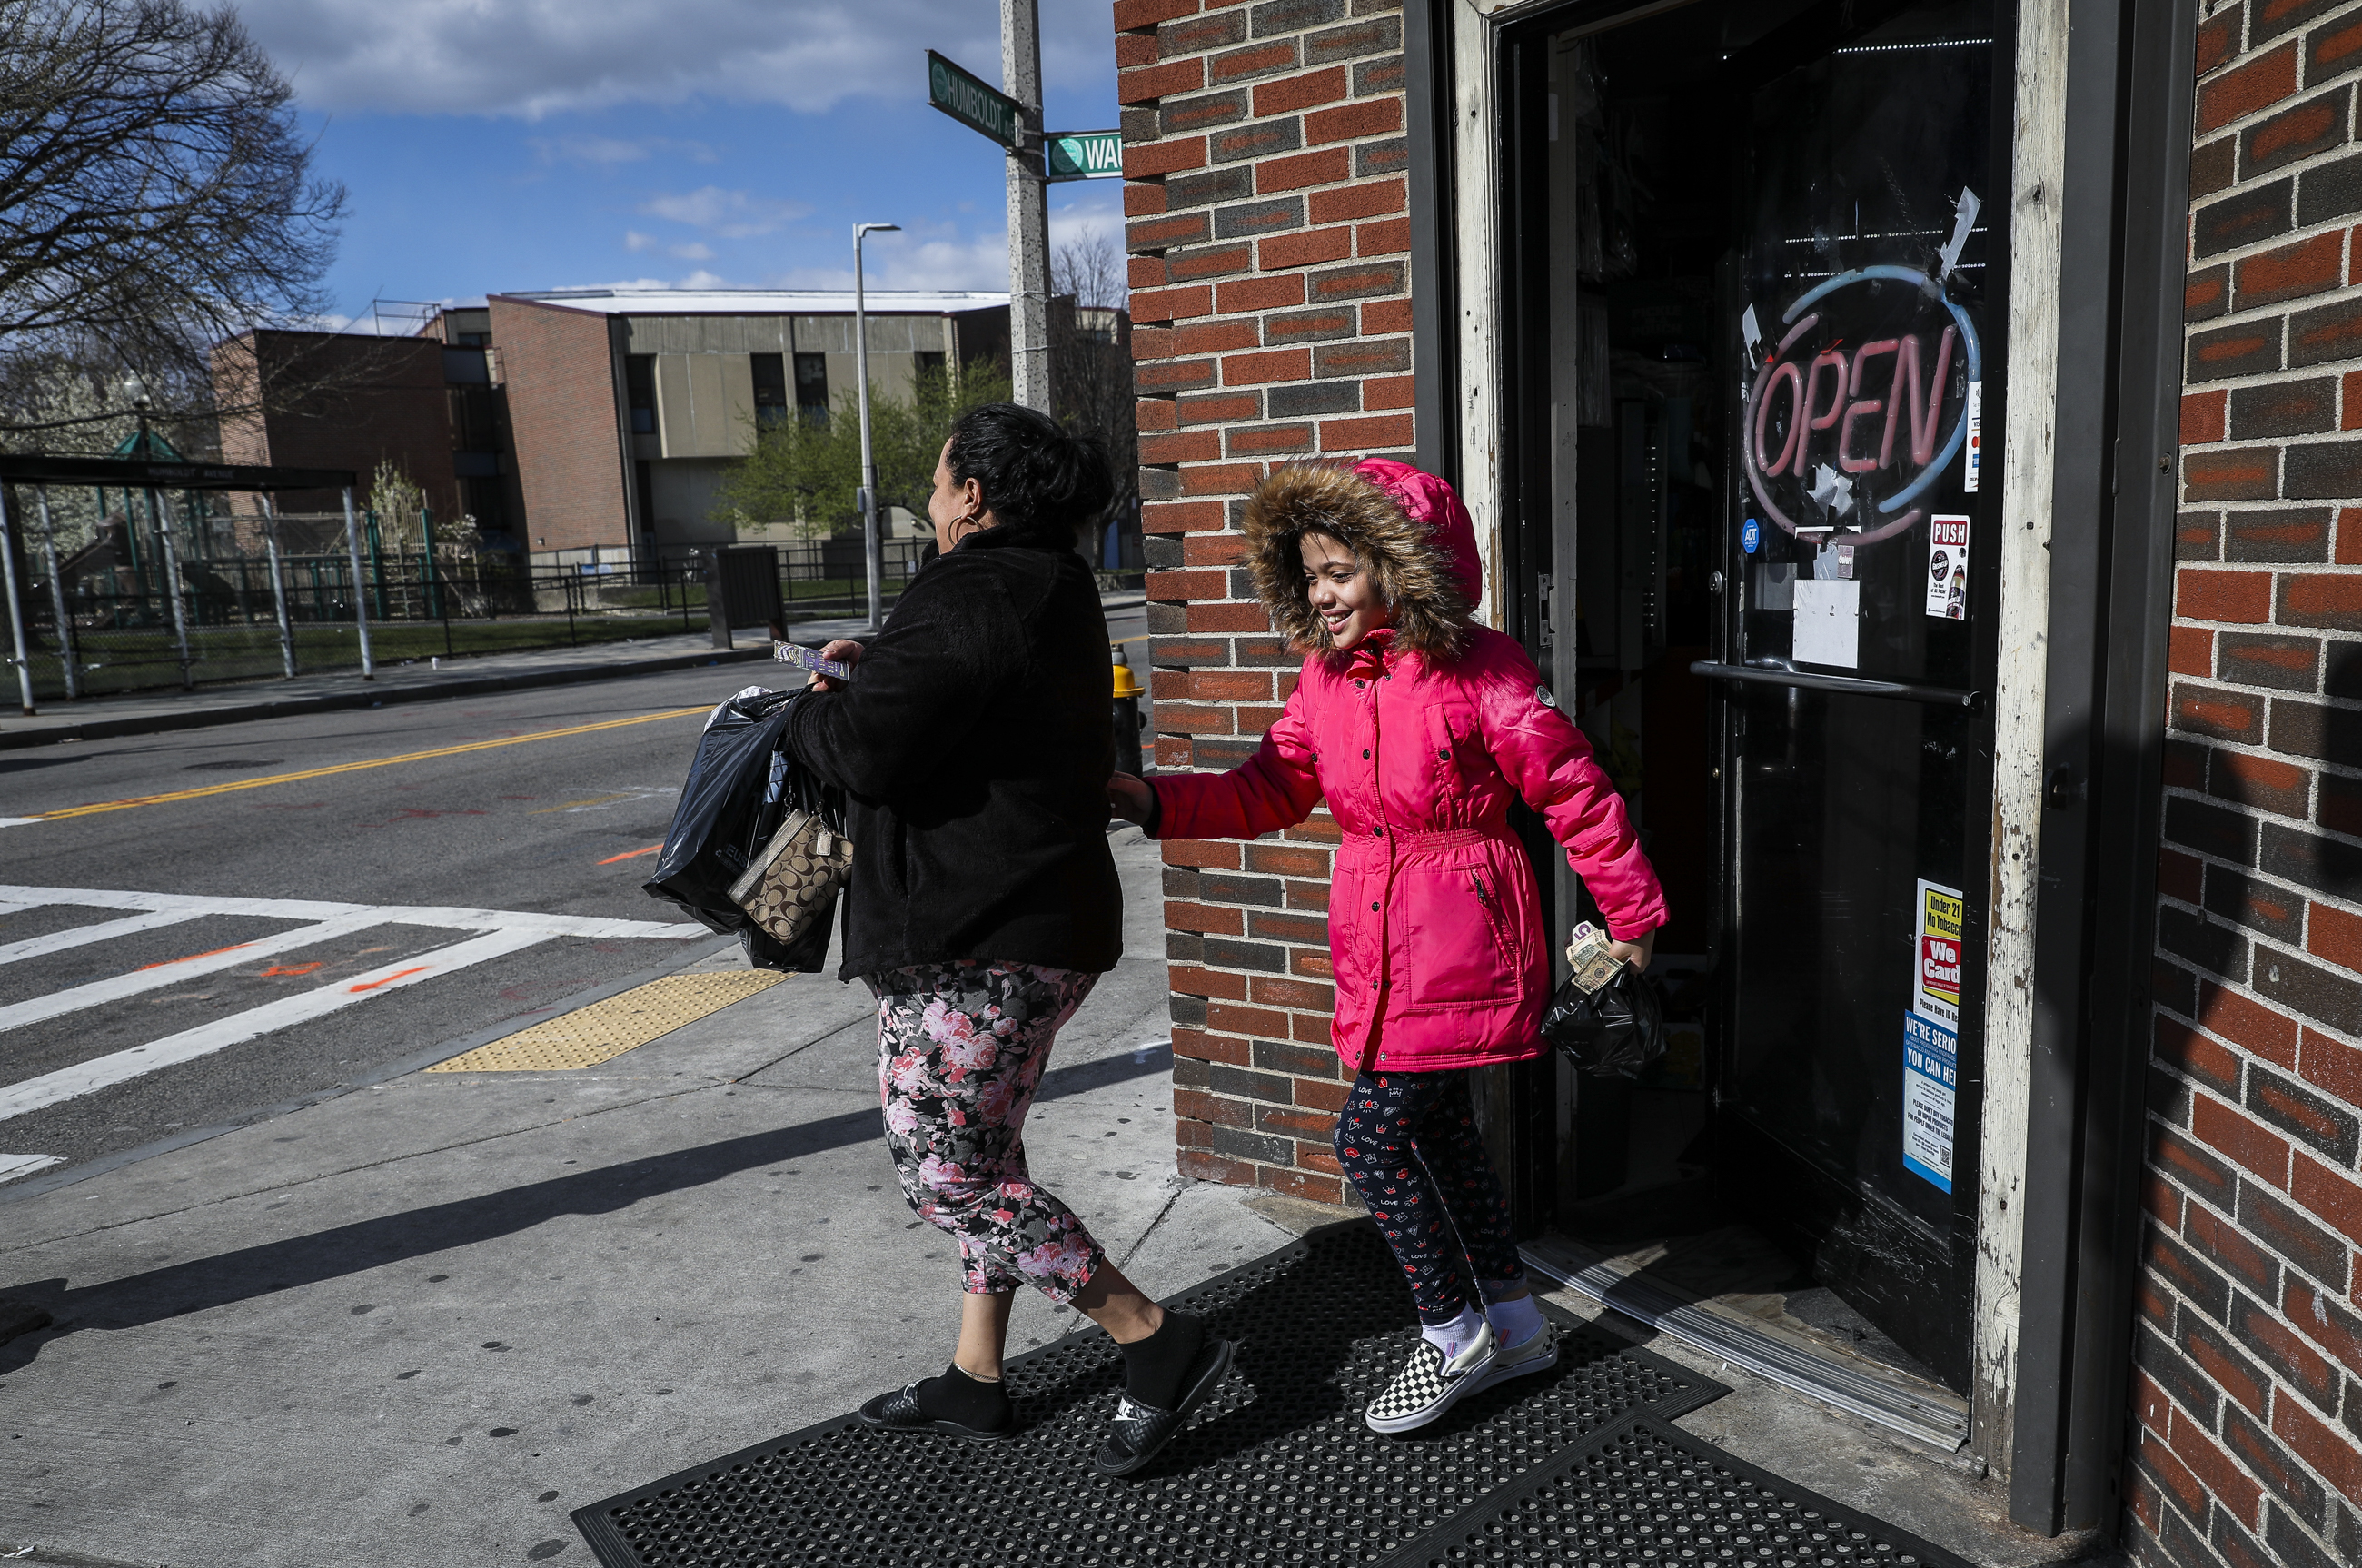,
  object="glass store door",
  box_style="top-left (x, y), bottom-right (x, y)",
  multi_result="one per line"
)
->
top-left (1706, 5), bottom-right (2000, 1390)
